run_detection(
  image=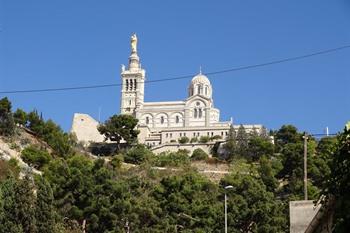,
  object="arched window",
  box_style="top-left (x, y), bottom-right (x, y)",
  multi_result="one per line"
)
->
top-left (205, 86), bottom-right (208, 95)
top-left (126, 79), bottom-right (129, 90)
top-left (199, 109), bottom-right (202, 118)
top-left (134, 79), bottom-right (137, 90)
top-left (176, 115), bottom-right (180, 123)
top-left (146, 117), bottom-right (149, 124)
top-left (197, 85), bottom-right (201, 94)
top-left (130, 79), bottom-right (133, 90)
top-left (129, 100), bottom-right (132, 105)
top-left (161, 116), bottom-right (164, 124)
top-left (194, 109), bottom-right (198, 118)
